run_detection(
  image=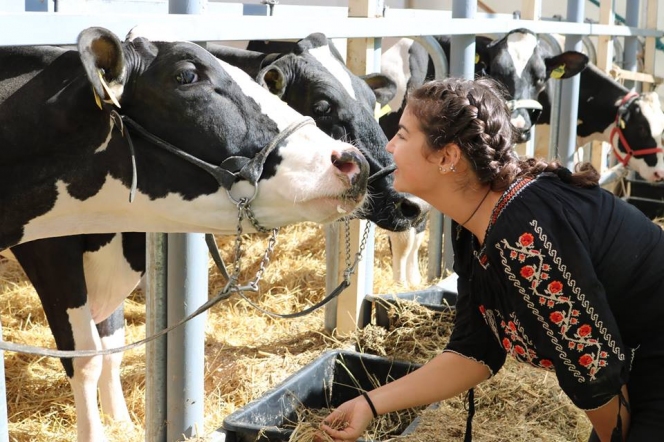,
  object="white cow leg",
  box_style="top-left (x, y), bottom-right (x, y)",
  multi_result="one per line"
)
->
top-left (388, 229), bottom-right (416, 286)
top-left (405, 230), bottom-right (425, 287)
top-left (99, 328), bottom-right (131, 423)
top-left (67, 306), bottom-right (107, 442)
